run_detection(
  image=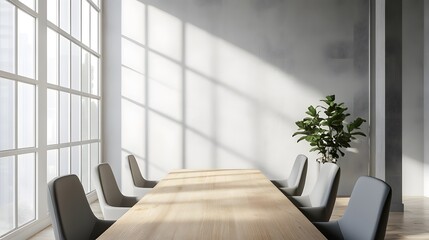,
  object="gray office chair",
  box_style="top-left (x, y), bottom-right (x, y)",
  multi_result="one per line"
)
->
top-left (128, 155), bottom-right (158, 188)
top-left (93, 163), bottom-right (139, 220)
top-left (314, 176), bottom-right (392, 240)
top-left (287, 162), bottom-right (340, 222)
top-left (48, 174), bottom-right (114, 240)
top-left (271, 154), bottom-right (308, 196)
